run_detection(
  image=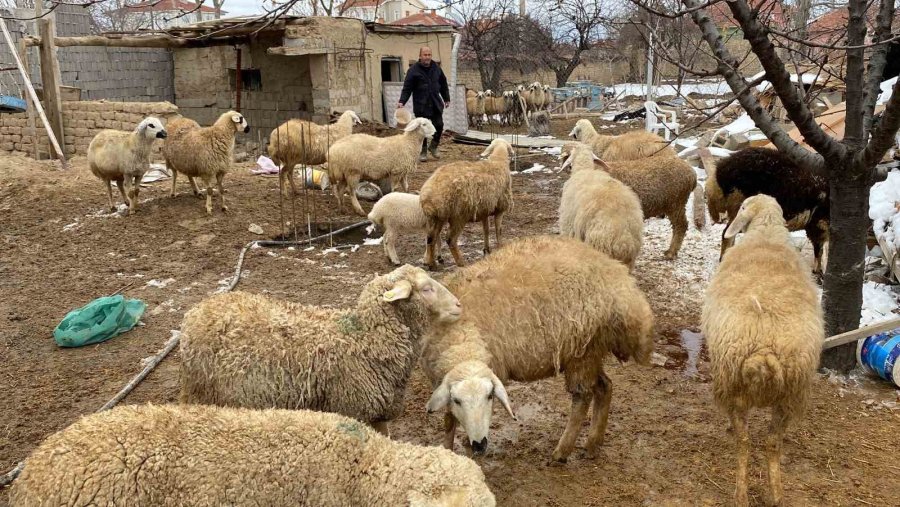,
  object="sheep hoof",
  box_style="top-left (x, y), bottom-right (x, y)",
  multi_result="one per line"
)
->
top-left (663, 252), bottom-right (677, 260)
top-left (547, 455), bottom-right (568, 466)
